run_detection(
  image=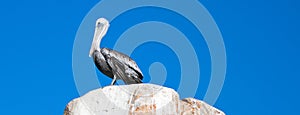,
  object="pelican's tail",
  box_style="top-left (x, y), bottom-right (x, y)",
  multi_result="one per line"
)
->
top-left (89, 18), bottom-right (110, 57)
